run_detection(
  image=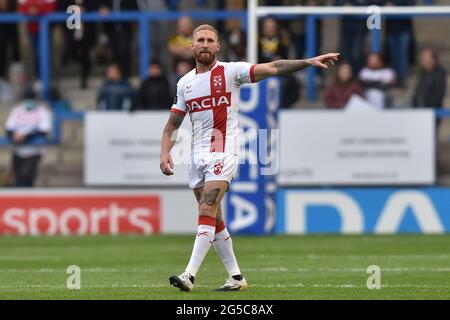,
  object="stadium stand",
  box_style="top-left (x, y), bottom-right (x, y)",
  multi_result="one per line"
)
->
top-left (0, 0), bottom-right (449, 187)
